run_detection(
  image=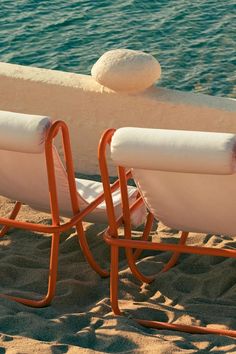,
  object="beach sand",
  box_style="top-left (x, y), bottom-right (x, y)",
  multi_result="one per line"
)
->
top-left (1, 196), bottom-right (236, 353)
